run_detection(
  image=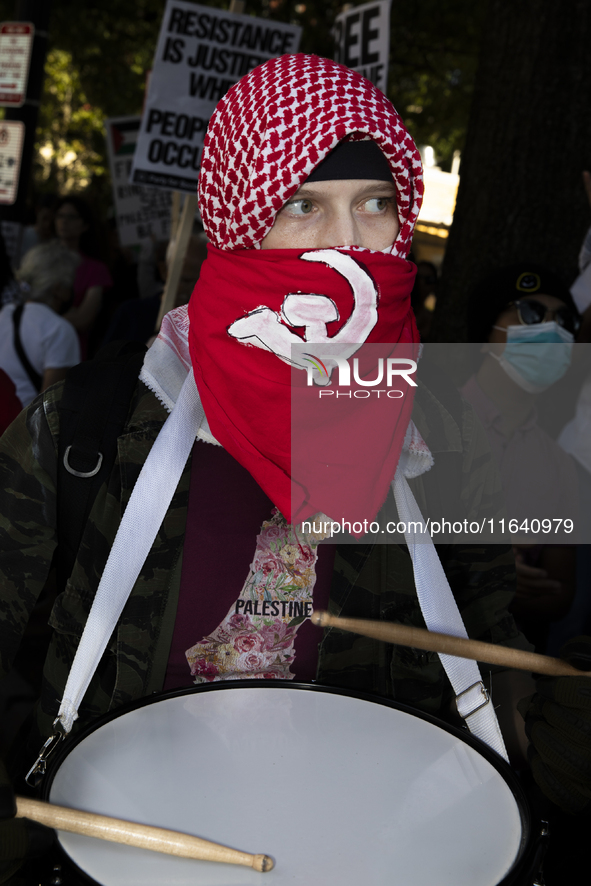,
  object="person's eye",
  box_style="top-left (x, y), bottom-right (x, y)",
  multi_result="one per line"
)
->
top-left (284, 199), bottom-right (314, 217)
top-left (362, 197), bottom-right (391, 213)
